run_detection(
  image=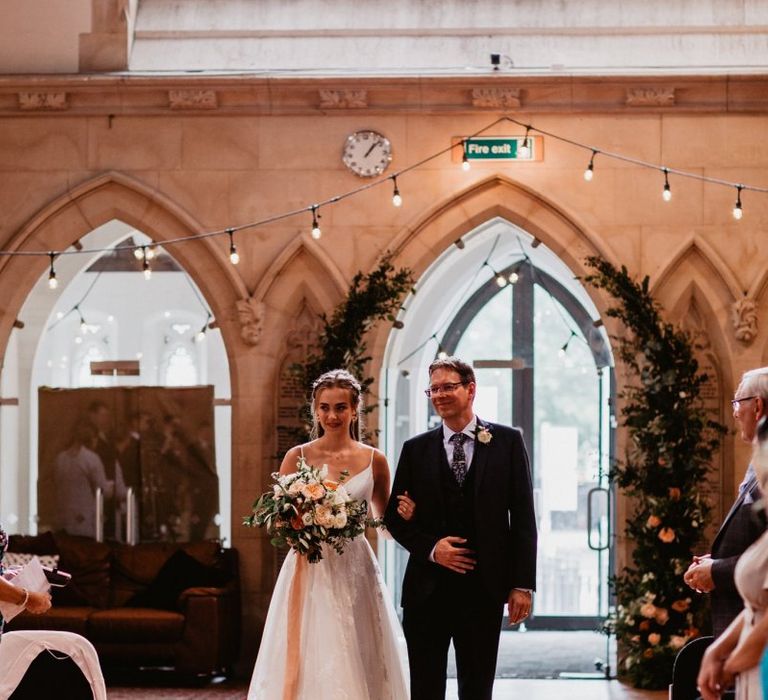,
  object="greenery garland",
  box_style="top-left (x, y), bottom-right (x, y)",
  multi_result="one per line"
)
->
top-left (291, 253), bottom-right (414, 440)
top-left (584, 256), bottom-right (725, 689)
